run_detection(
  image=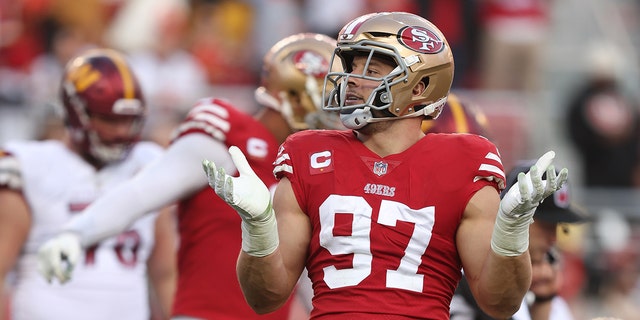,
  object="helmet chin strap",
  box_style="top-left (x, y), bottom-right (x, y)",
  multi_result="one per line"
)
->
top-left (420, 96), bottom-right (448, 120)
top-left (255, 86), bottom-right (306, 131)
top-left (254, 87), bottom-right (281, 111)
top-left (339, 96), bottom-right (448, 130)
top-left (340, 108), bottom-right (373, 129)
